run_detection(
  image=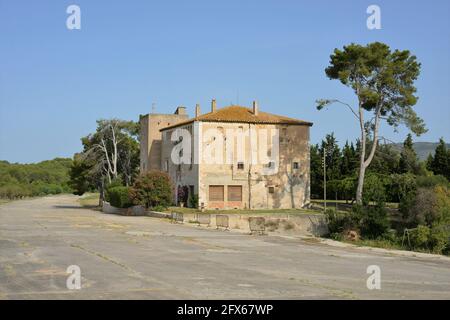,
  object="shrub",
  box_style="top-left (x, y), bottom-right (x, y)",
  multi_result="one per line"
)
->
top-left (152, 205), bottom-right (166, 212)
top-left (404, 184), bottom-right (450, 227)
top-left (357, 205), bottom-right (390, 239)
top-left (108, 186), bottom-right (132, 208)
top-left (188, 194), bottom-right (199, 208)
top-left (177, 185), bottom-right (189, 205)
top-left (409, 224), bottom-right (449, 254)
top-left (416, 175), bottom-right (448, 188)
top-left (325, 208), bottom-right (359, 236)
top-left (129, 171), bottom-right (173, 209)
top-left (388, 173), bottom-right (416, 203)
top-left (325, 205), bottom-right (389, 240)
top-left (362, 174), bottom-right (387, 206)
top-left (105, 178), bottom-right (124, 202)
top-left (409, 225), bottom-right (430, 249)
top-left (428, 225), bottom-right (449, 254)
